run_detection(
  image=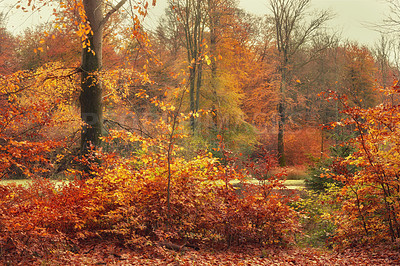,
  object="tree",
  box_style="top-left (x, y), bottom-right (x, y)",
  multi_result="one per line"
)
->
top-left (79, 0), bottom-right (120, 158)
top-left (16, 24), bottom-right (81, 70)
top-left (340, 43), bottom-right (378, 108)
top-left (155, 1), bottom-right (257, 155)
top-left (0, 12), bottom-right (19, 75)
top-left (15, 0), bottom-right (153, 175)
top-left (171, 0), bottom-right (207, 131)
top-left (377, 1), bottom-right (400, 77)
top-left (324, 85), bottom-right (400, 245)
top-left (267, 0), bottom-right (331, 166)
top-left (373, 35), bottom-right (399, 104)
